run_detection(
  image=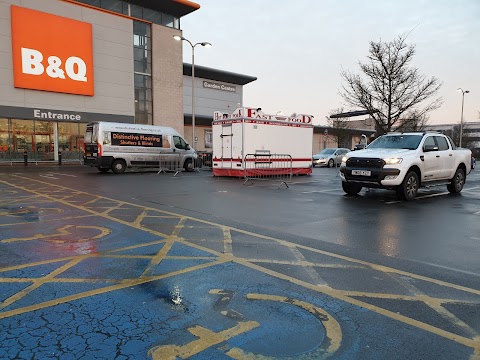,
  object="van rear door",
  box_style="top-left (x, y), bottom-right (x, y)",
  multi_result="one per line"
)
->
top-left (84, 123), bottom-right (99, 163)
